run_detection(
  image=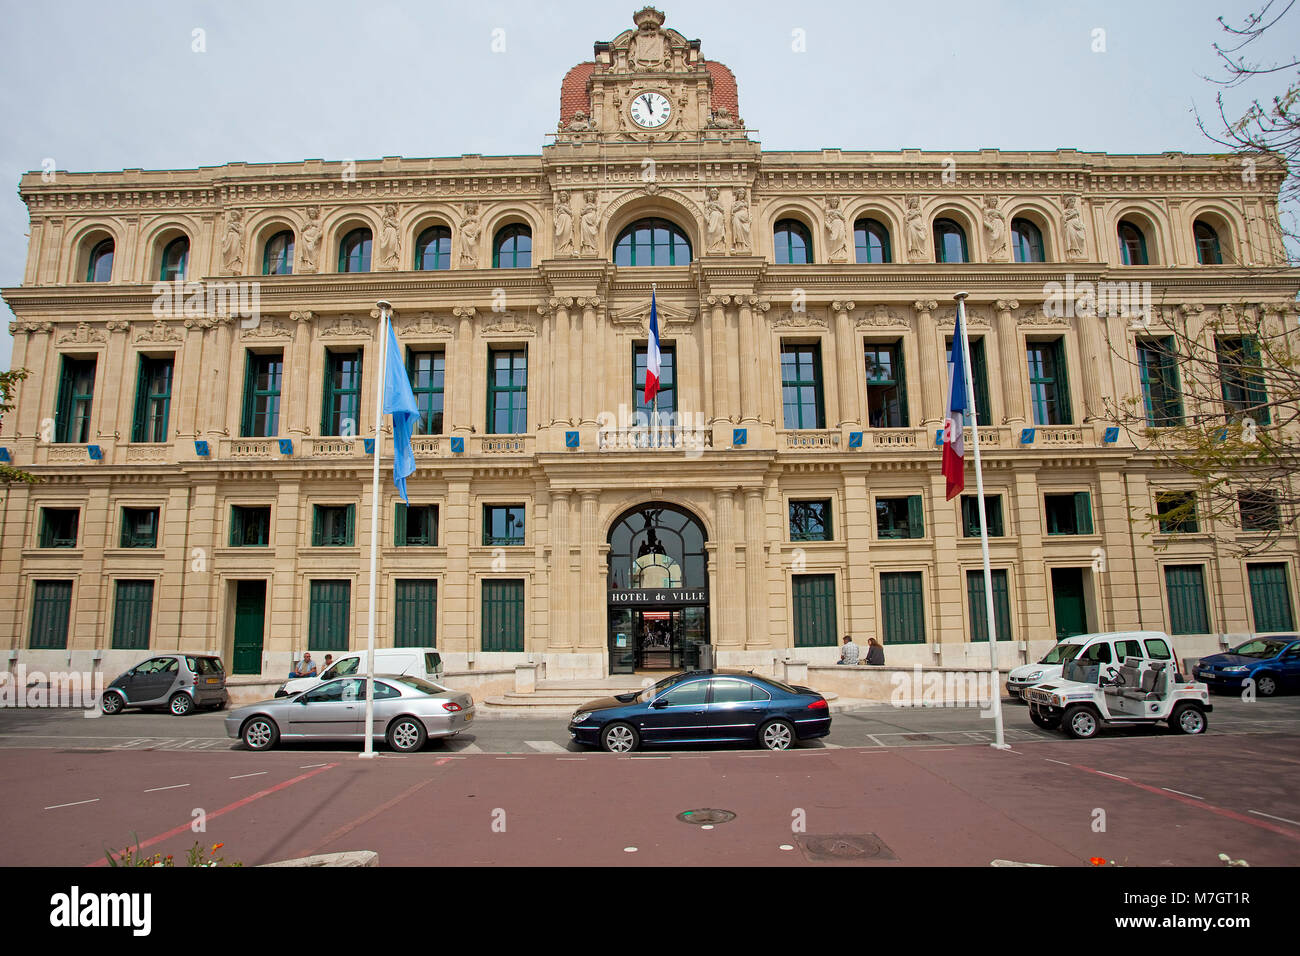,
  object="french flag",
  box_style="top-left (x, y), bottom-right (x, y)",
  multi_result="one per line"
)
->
top-left (645, 287), bottom-right (661, 405)
top-left (942, 310), bottom-right (969, 500)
